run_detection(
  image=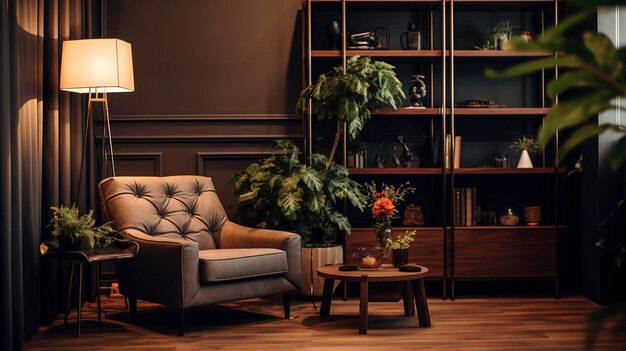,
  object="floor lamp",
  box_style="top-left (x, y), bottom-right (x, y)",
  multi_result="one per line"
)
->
top-left (60, 38), bottom-right (135, 200)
